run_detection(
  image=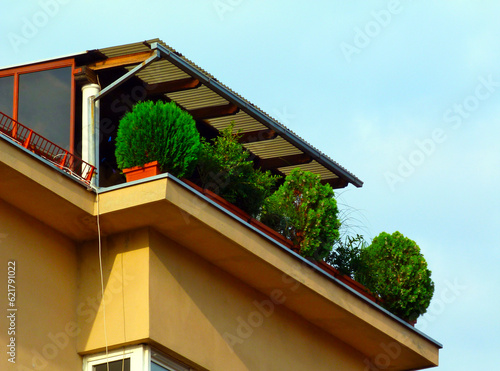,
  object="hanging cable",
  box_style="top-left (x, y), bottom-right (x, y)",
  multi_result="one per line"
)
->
top-left (95, 187), bottom-right (110, 371)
